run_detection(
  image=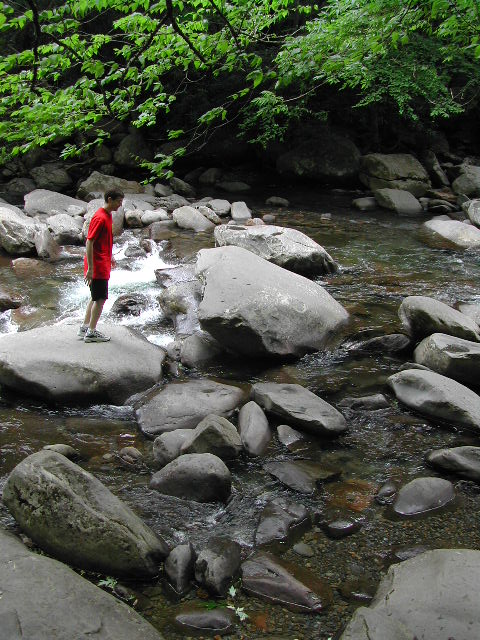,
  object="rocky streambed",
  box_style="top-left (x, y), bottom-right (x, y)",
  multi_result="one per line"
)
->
top-left (2, 183), bottom-right (480, 639)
